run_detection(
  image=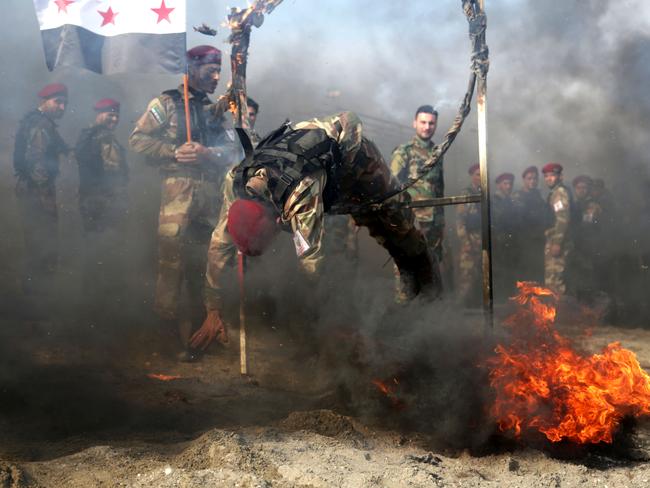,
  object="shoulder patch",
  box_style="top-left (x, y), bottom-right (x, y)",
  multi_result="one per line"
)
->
top-left (225, 129), bottom-right (235, 142)
top-left (149, 100), bottom-right (166, 125)
top-left (553, 200), bottom-right (565, 212)
top-left (293, 229), bottom-right (311, 257)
